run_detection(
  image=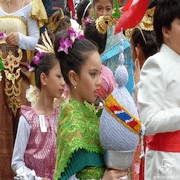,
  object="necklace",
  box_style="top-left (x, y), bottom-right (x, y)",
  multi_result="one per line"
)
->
top-left (4, 0), bottom-right (12, 7)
